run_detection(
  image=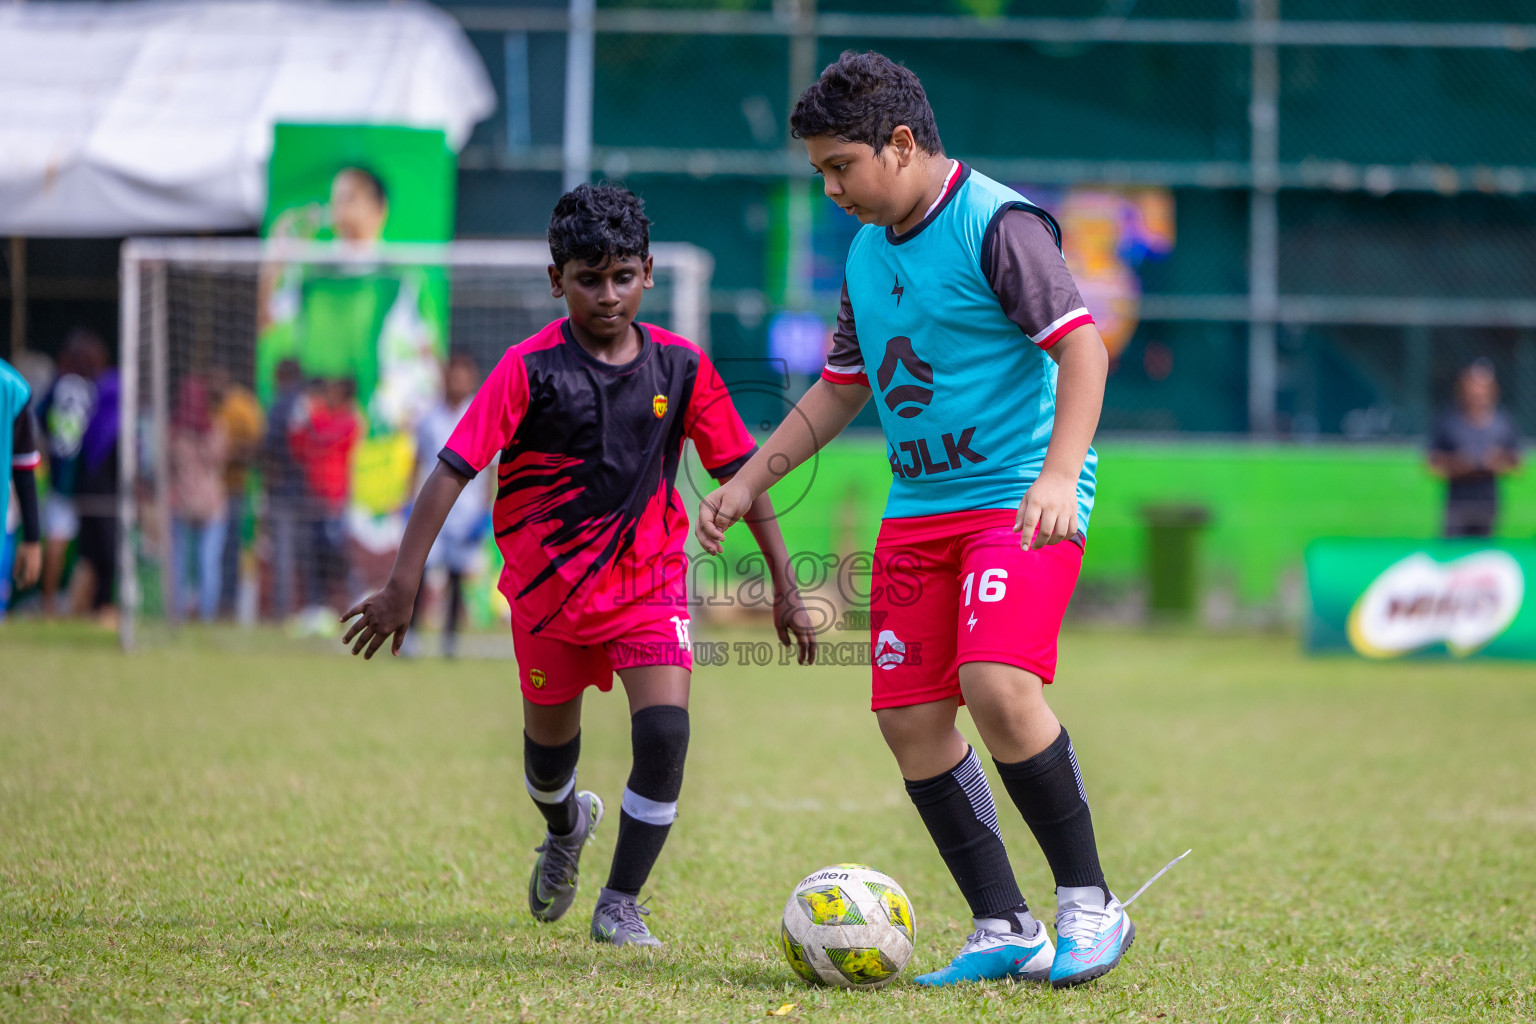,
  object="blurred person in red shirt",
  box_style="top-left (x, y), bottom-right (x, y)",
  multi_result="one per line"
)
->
top-left (289, 377), bottom-right (360, 622)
